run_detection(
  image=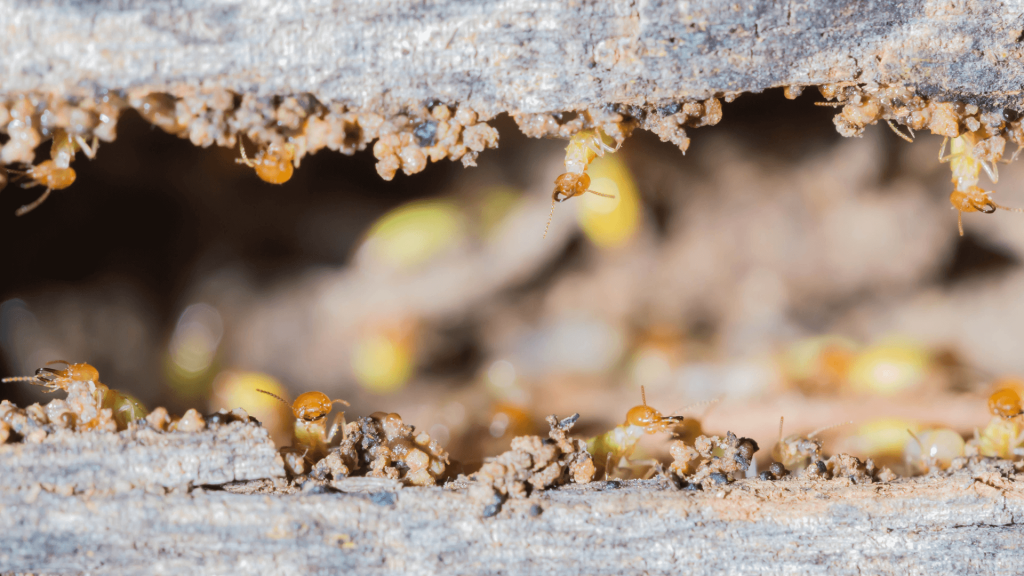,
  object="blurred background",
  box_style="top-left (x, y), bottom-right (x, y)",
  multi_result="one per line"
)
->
top-left (2, 89), bottom-right (1023, 474)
